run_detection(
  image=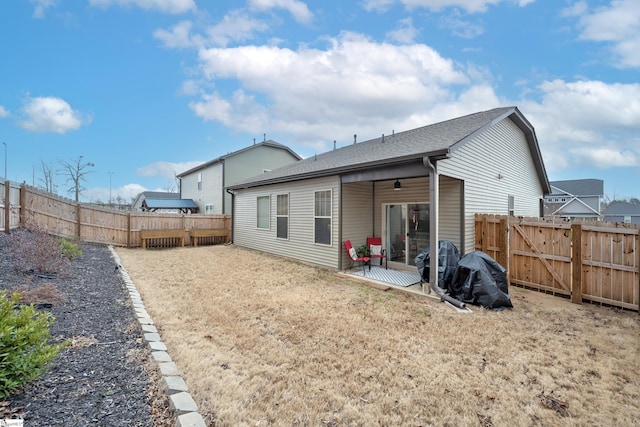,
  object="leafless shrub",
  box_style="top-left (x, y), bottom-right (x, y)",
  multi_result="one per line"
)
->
top-left (10, 283), bottom-right (67, 307)
top-left (7, 227), bottom-right (71, 277)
